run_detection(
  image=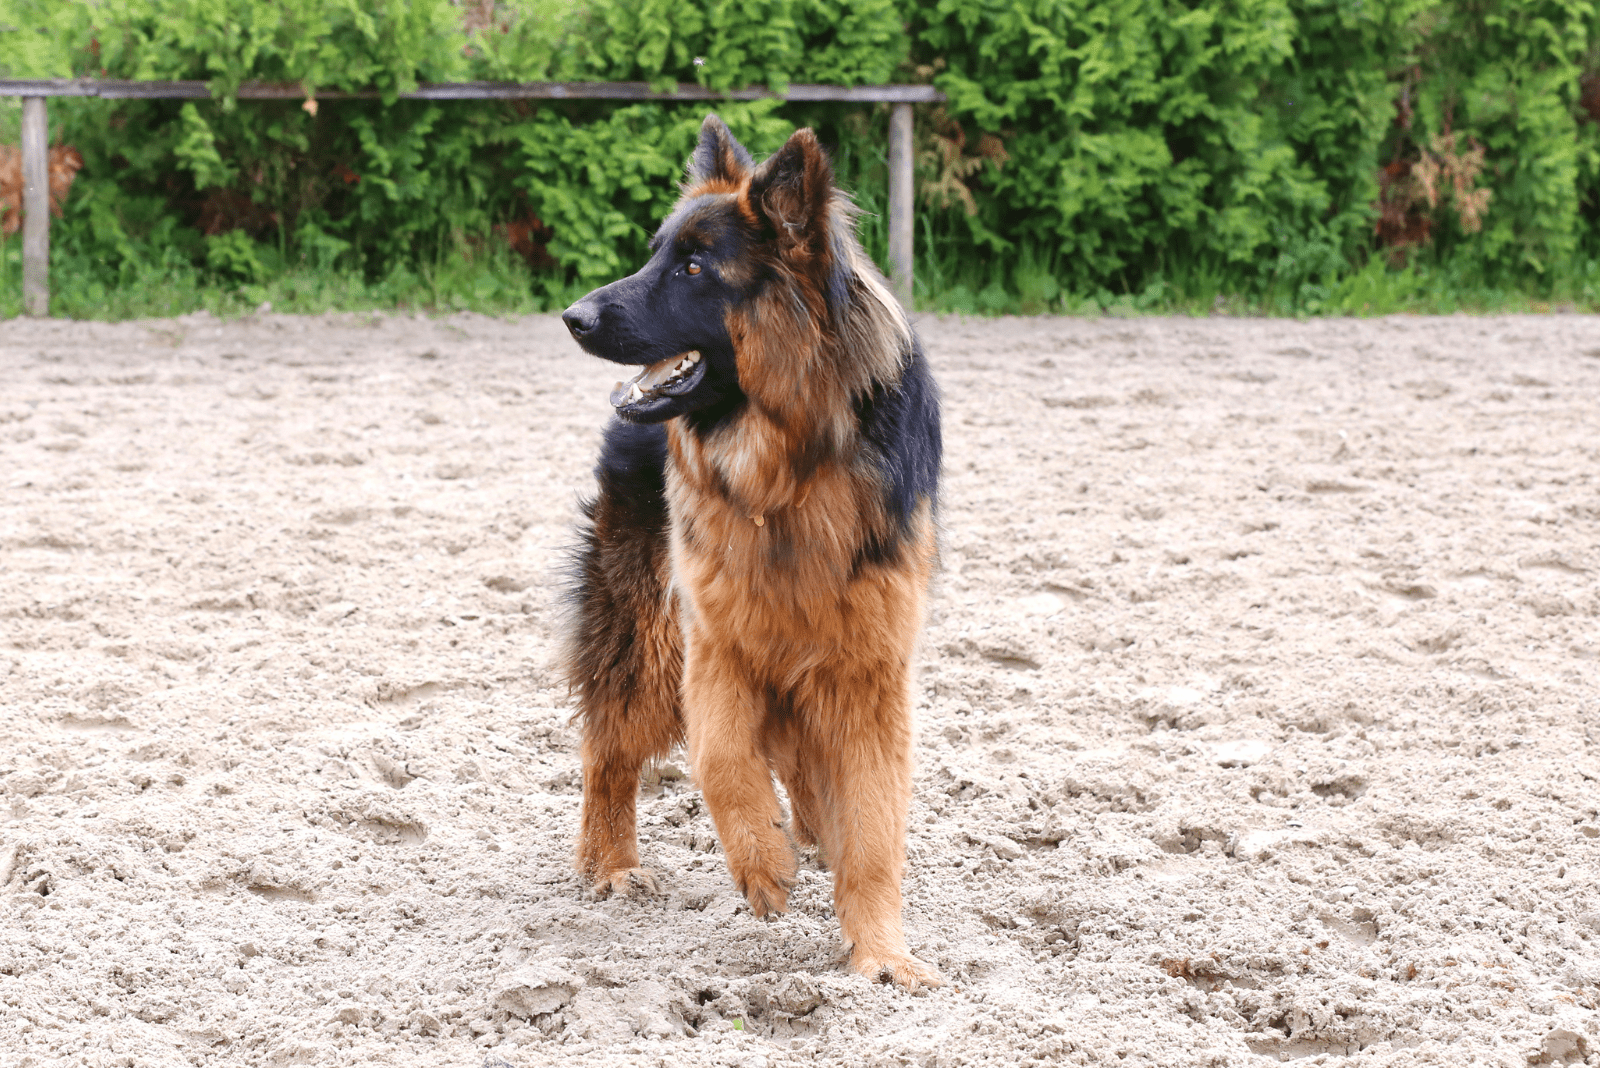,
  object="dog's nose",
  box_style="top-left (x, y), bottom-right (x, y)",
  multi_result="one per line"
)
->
top-left (562, 301), bottom-right (598, 339)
